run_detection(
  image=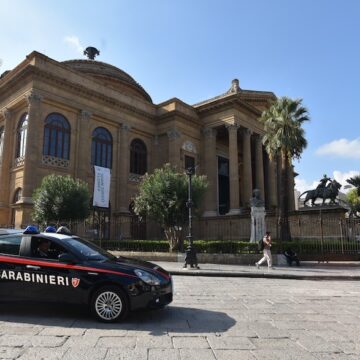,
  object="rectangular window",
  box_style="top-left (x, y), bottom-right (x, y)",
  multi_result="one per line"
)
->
top-left (0, 235), bottom-right (22, 255)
